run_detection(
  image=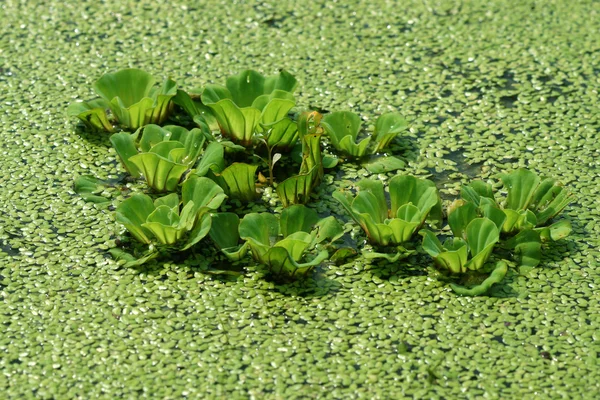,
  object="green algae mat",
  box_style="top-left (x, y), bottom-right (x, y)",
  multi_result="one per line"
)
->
top-left (1, 0), bottom-right (600, 398)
